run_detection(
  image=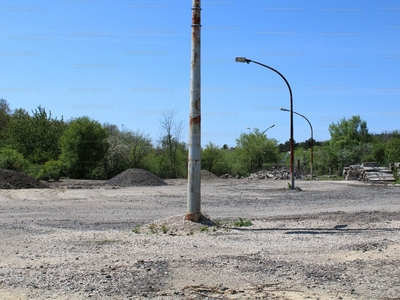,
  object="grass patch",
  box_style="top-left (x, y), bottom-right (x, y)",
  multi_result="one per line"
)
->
top-left (149, 223), bottom-right (157, 234)
top-left (200, 225), bottom-right (209, 232)
top-left (233, 217), bottom-right (253, 227)
top-left (132, 225), bottom-right (141, 234)
top-left (161, 224), bottom-right (168, 234)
